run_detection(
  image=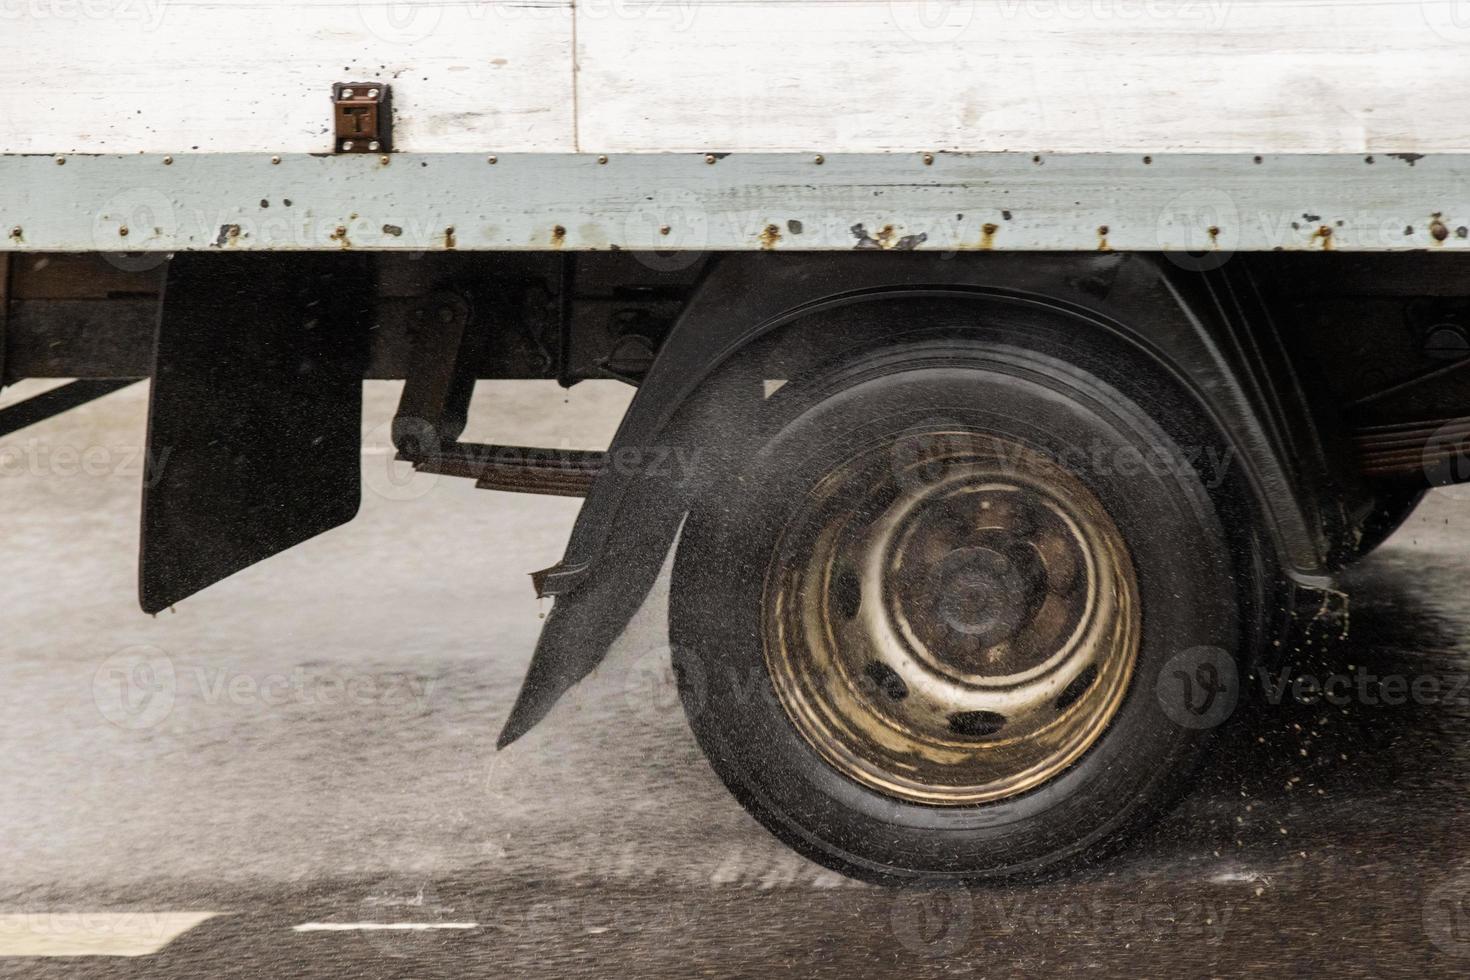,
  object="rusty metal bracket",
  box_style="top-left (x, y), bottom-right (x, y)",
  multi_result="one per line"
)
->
top-left (332, 82), bottom-right (391, 154)
top-left (391, 293), bottom-right (606, 497)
